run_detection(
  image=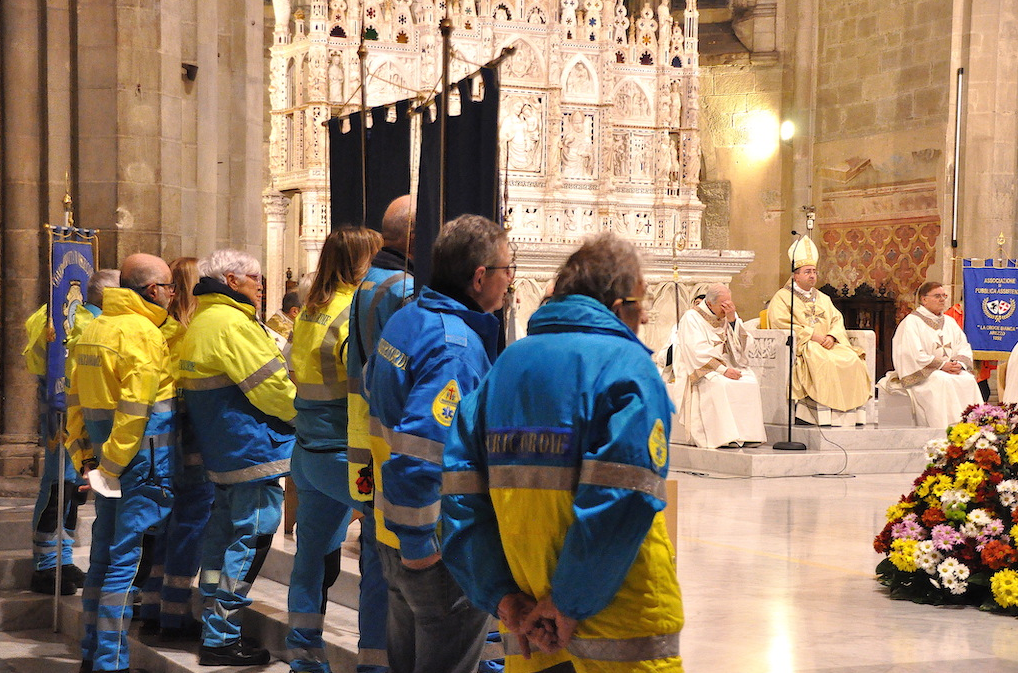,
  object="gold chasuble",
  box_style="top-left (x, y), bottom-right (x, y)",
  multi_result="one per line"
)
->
top-left (767, 283), bottom-right (872, 412)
